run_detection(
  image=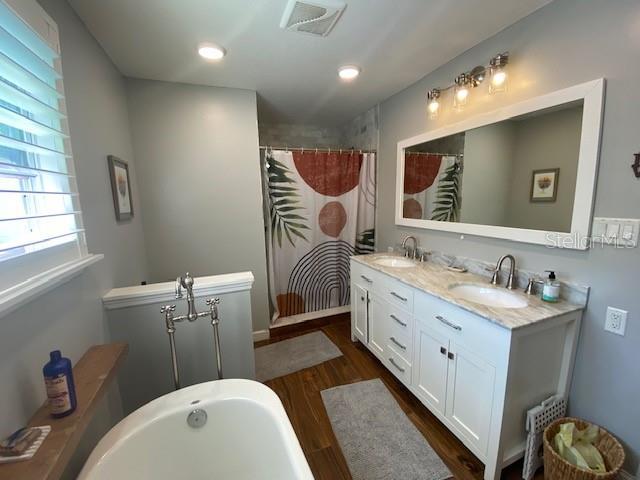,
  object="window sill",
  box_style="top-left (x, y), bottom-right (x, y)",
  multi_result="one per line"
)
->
top-left (0, 254), bottom-right (104, 318)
